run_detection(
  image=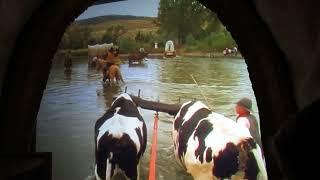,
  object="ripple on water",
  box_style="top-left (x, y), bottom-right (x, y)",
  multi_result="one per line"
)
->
top-left (37, 57), bottom-right (258, 180)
